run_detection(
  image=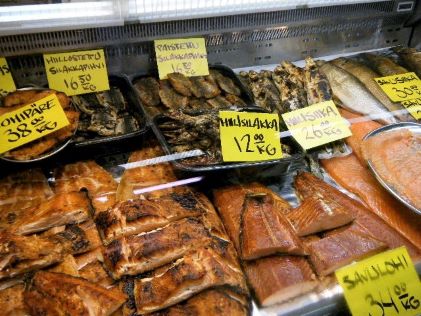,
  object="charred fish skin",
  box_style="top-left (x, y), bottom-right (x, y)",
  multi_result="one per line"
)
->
top-left (210, 69), bottom-right (241, 96)
top-left (273, 65), bottom-right (307, 112)
top-left (363, 53), bottom-right (409, 76)
top-left (318, 60), bottom-right (398, 125)
top-left (135, 77), bottom-right (161, 107)
top-left (332, 57), bottom-right (416, 122)
top-left (393, 46), bottom-right (421, 77)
